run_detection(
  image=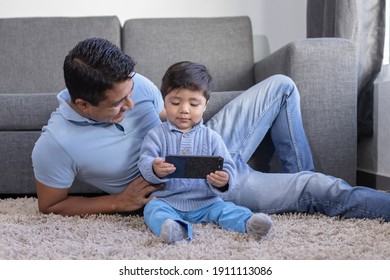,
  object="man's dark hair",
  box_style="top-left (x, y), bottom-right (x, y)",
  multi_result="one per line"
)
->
top-left (63, 37), bottom-right (136, 106)
top-left (161, 61), bottom-right (213, 101)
